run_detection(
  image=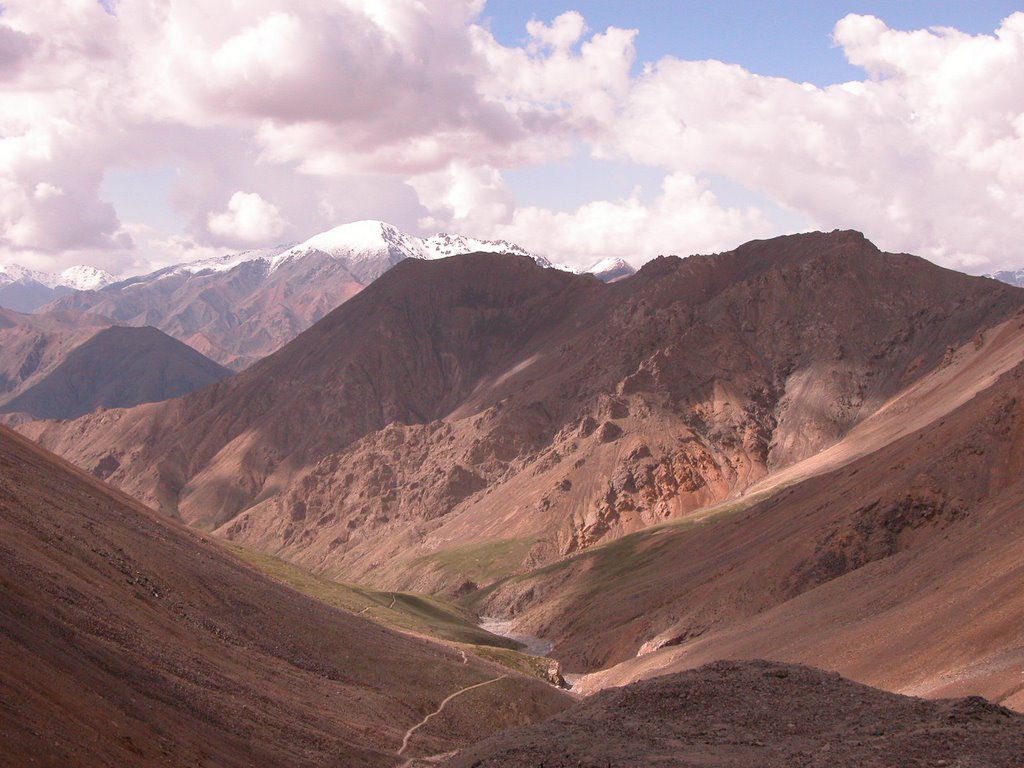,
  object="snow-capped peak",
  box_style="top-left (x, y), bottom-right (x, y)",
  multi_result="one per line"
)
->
top-left (0, 263), bottom-right (115, 289)
top-left (0, 264), bottom-right (44, 286)
top-left (57, 265), bottom-right (115, 290)
top-left (270, 220), bottom-right (548, 272)
top-left (584, 257), bottom-right (636, 282)
top-left (987, 268), bottom-right (1024, 288)
top-left (279, 220), bottom-right (428, 264)
top-left (421, 232), bottom-right (541, 262)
